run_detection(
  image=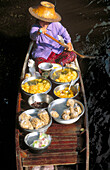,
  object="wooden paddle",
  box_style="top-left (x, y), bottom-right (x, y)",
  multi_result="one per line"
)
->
top-left (44, 32), bottom-right (95, 59)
